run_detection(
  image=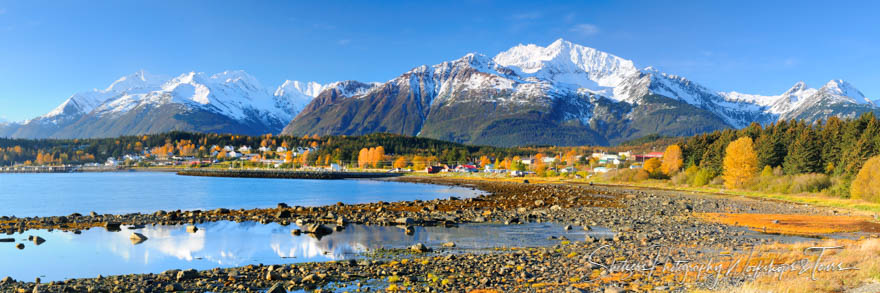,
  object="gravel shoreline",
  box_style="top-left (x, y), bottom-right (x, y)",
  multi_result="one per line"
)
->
top-left (0, 176), bottom-right (854, 292)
